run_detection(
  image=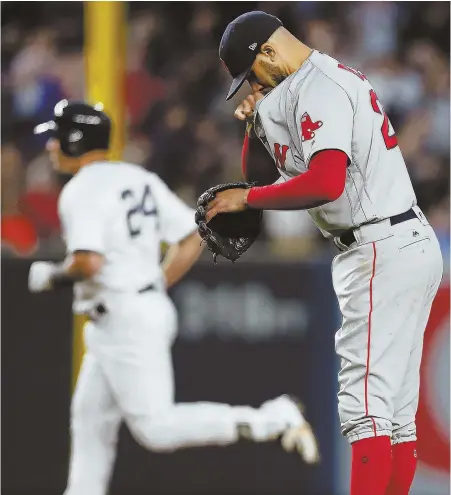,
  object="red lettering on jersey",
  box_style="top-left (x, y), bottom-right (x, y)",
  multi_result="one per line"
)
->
top-left (274, 143), bottom-right (289, 171)
top-left (300, 113), bottom-right (323, 142)
top-left (338, 63), bottom-right (367, 81)
top-left (369, 89), bottom-right (398, 150)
